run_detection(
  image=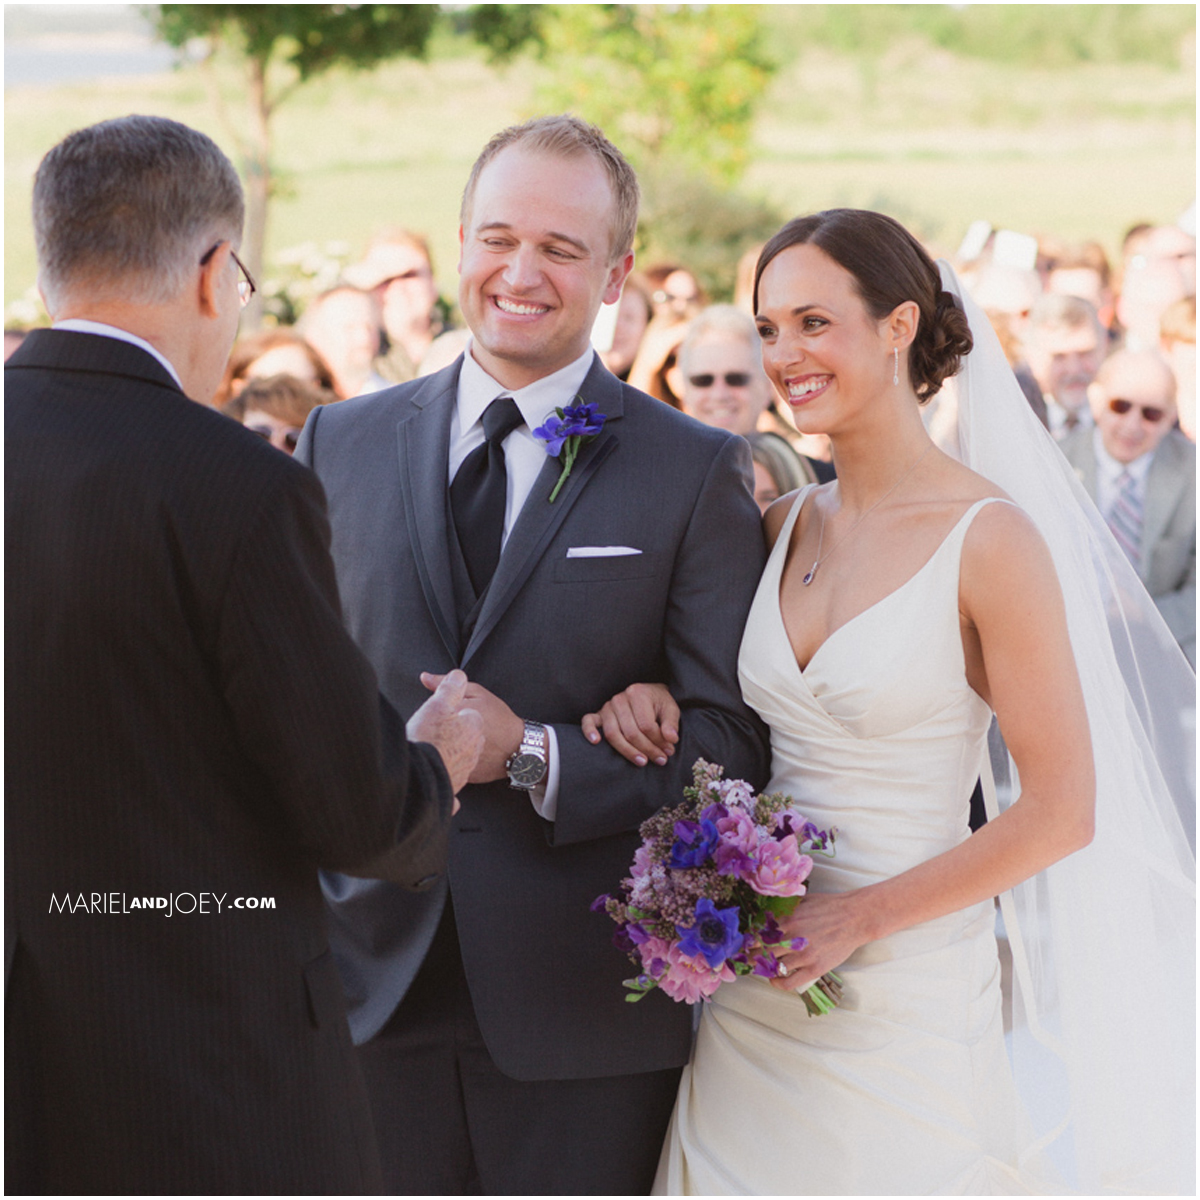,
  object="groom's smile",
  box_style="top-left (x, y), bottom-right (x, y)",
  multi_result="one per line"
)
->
top-left (457, 142), bottom-right (633, 391)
